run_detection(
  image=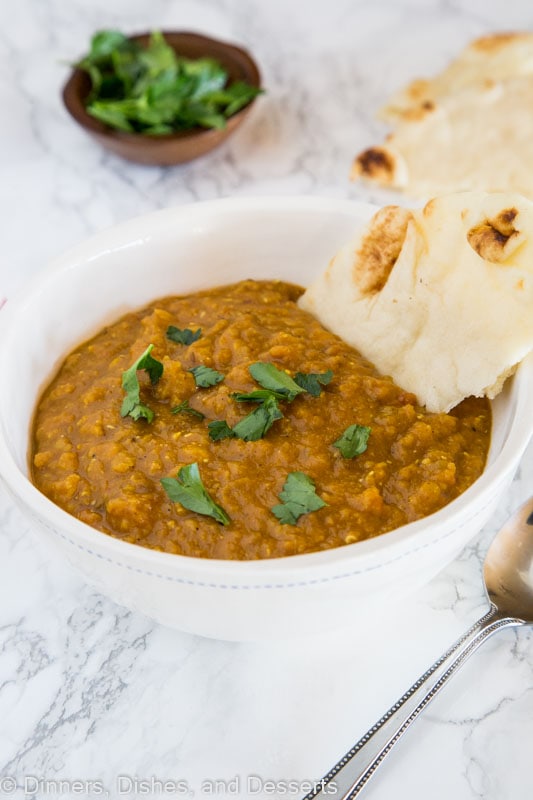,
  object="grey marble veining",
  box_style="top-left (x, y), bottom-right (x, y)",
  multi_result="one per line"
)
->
top-left (0, 1), bottom-right (532, 798)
